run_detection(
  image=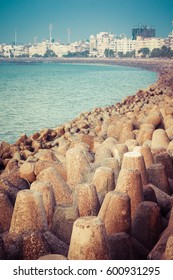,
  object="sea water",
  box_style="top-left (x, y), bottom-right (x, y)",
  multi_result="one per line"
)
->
top-left (0, 62), bottom-right (157, 143)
